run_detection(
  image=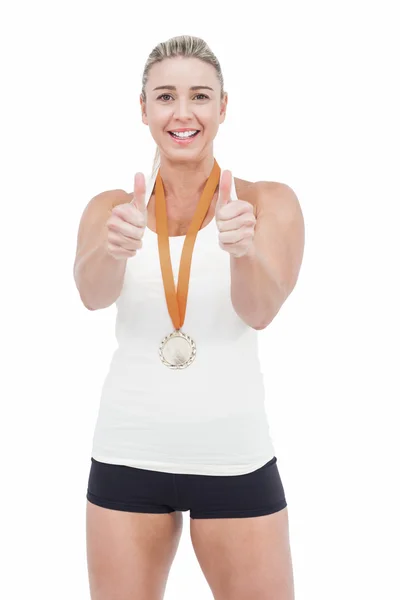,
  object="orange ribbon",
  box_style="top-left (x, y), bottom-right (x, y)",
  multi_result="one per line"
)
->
top-left (155, 159), bottom-right (221, 331)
